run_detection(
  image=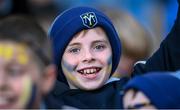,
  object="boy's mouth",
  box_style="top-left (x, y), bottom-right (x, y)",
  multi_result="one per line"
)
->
top-left (77, 67), bottom-right (102, 79)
